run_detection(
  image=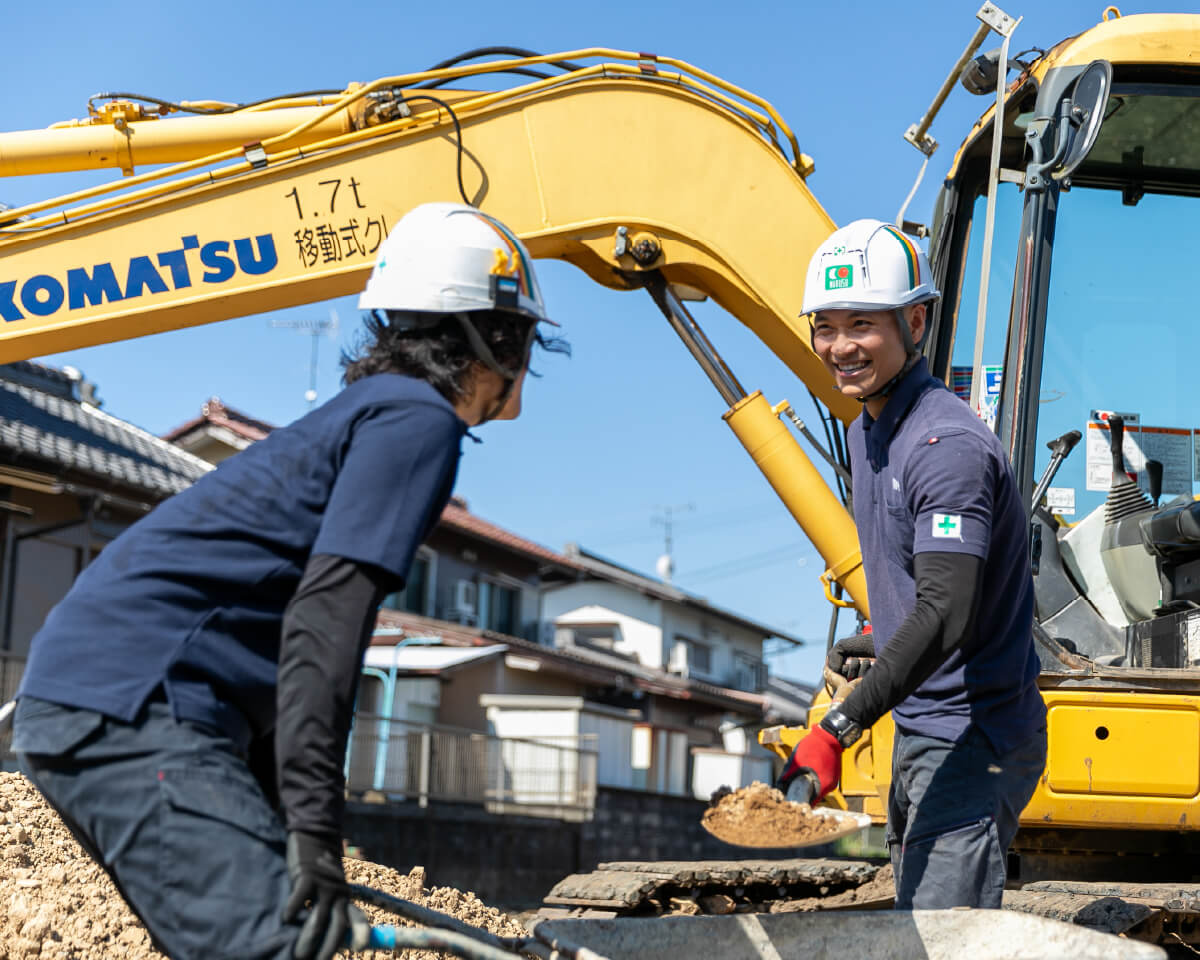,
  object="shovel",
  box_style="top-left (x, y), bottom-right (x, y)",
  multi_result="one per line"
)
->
top-left (701, 674), bottom-right (870, 849)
